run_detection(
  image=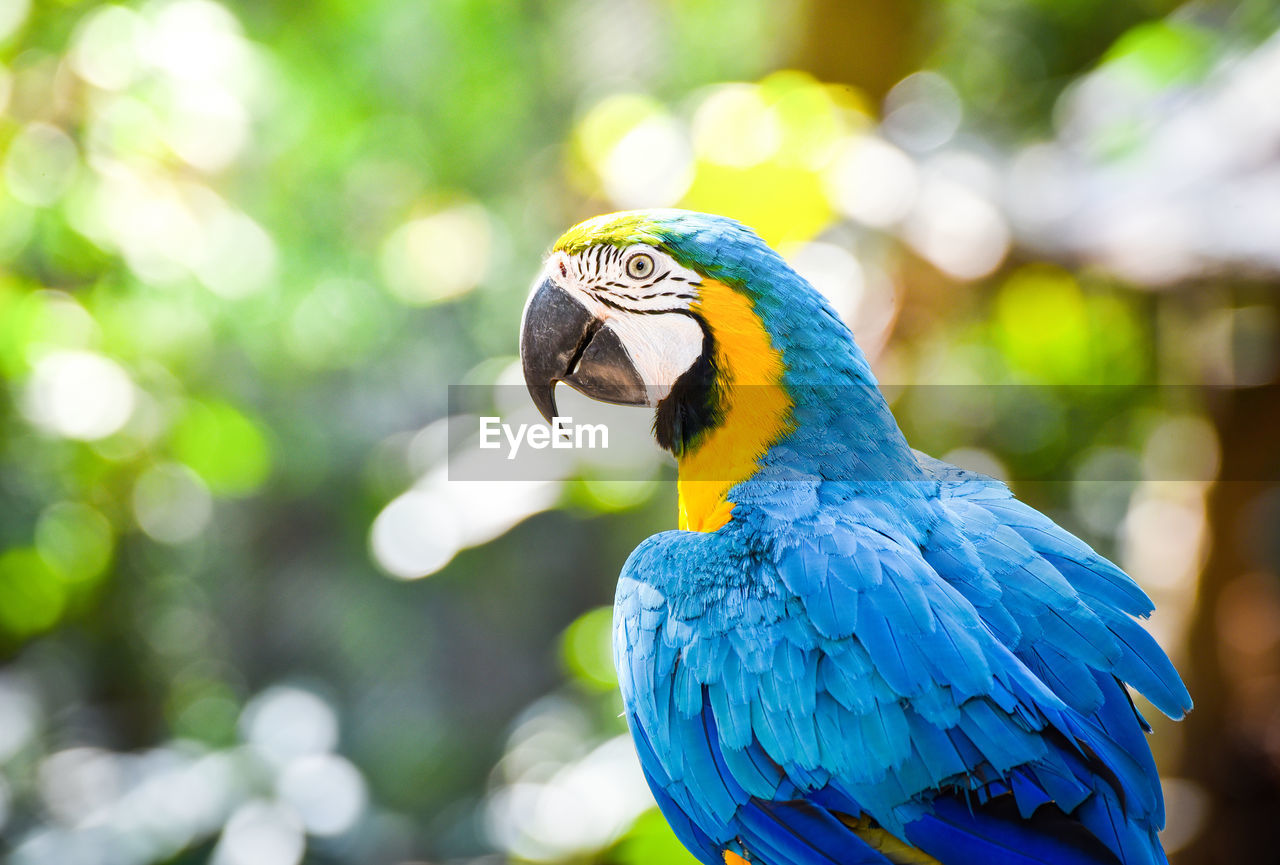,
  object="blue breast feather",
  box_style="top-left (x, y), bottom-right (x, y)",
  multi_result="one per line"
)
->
top-left (613, 455), bottom-right (1191, 865)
